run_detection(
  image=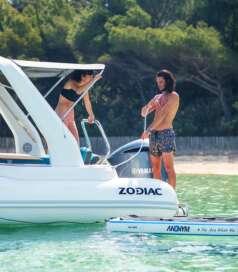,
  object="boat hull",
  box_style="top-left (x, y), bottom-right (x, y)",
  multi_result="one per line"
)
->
top-left (0, 165), bottom-right (178, 224)
top-left (0, 207), bottom-right (175, 224)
